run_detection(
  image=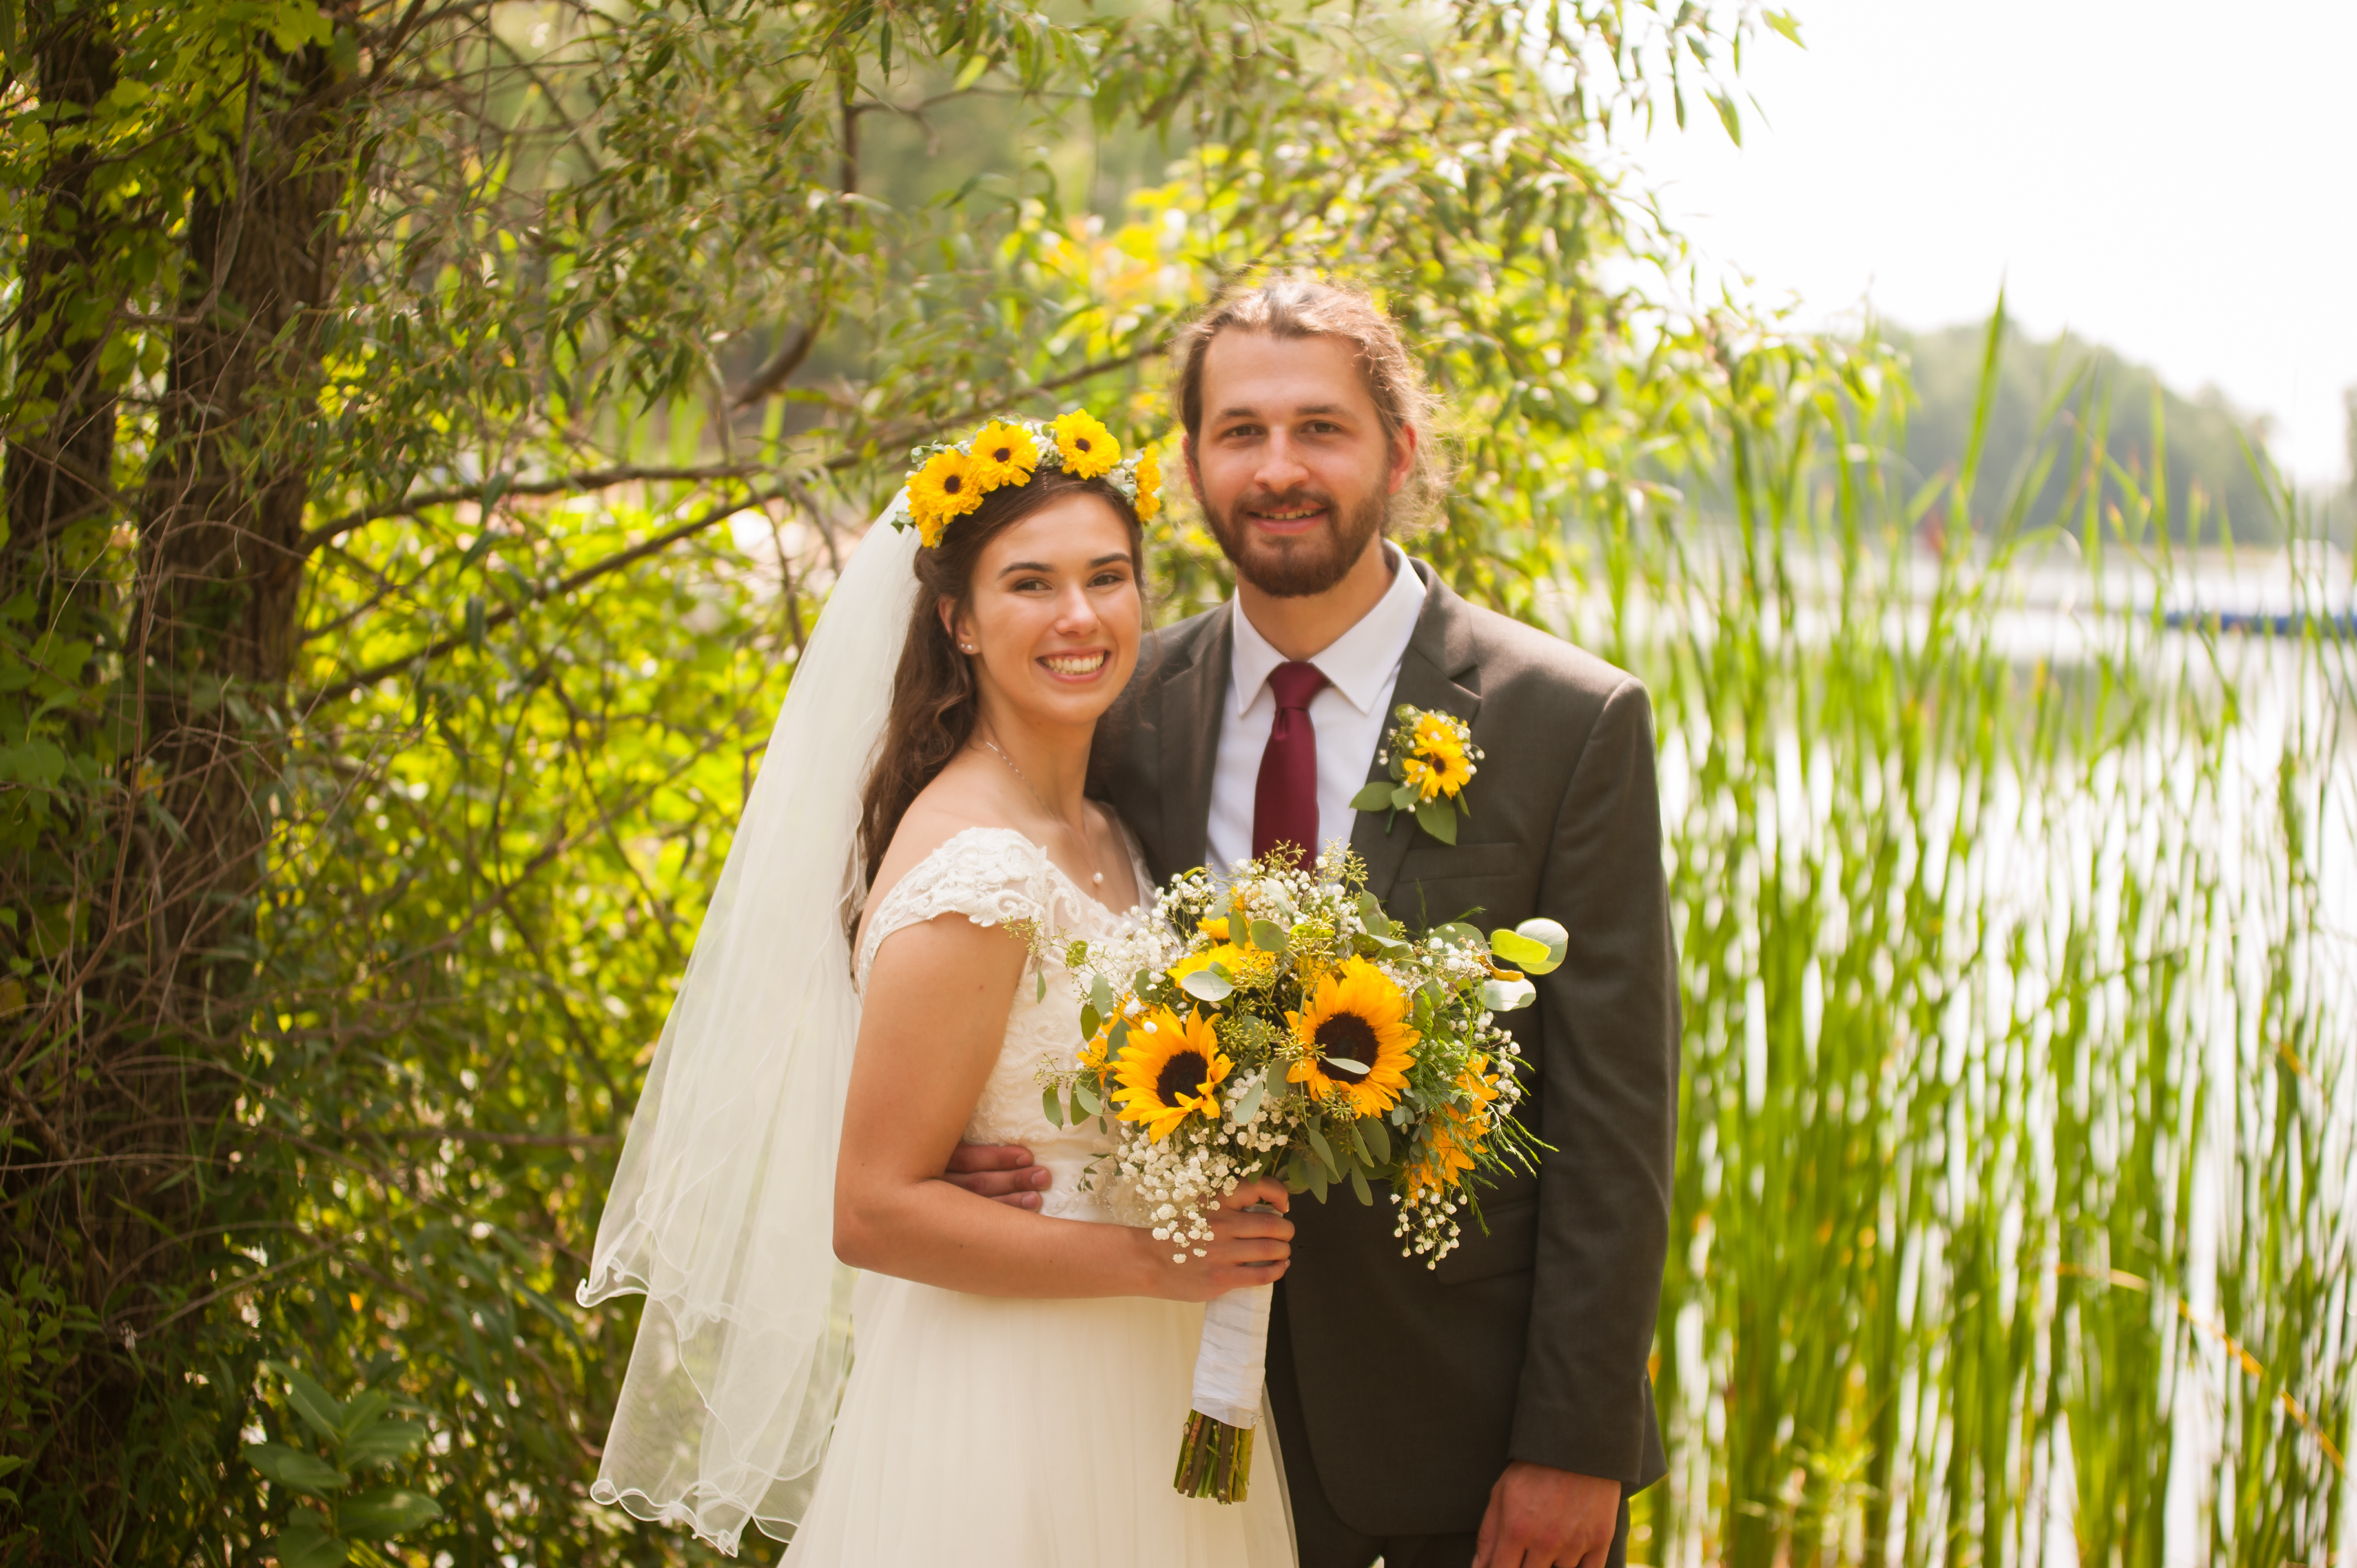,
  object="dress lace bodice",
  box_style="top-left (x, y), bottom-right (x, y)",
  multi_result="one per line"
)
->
top-left (855, 826), bottom-right (1149, 1221)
